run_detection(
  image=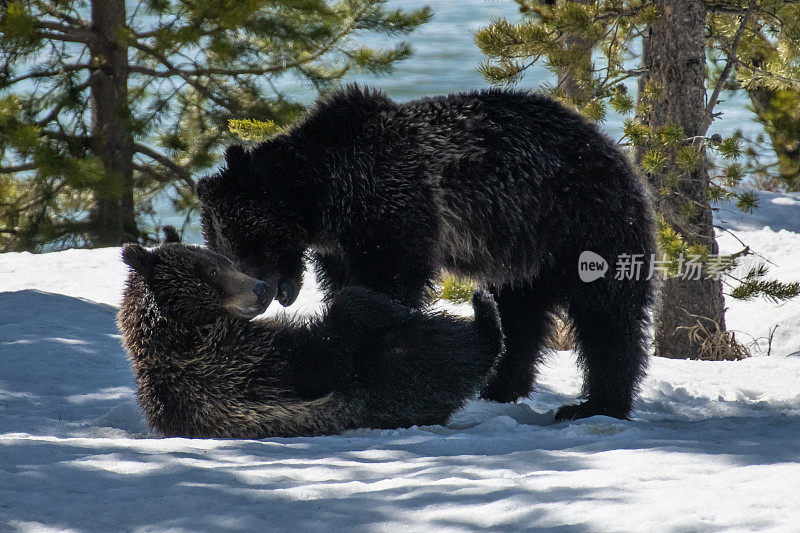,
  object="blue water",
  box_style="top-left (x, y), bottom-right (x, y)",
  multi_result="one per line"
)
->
top-left (150, 0), bottom-right (760, 243)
